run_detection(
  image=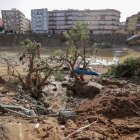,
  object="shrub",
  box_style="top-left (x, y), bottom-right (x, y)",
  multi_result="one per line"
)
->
top-left (107, 57), bottom-right (140, 78)
top-left (54, 70), bottom-right (64, 81)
